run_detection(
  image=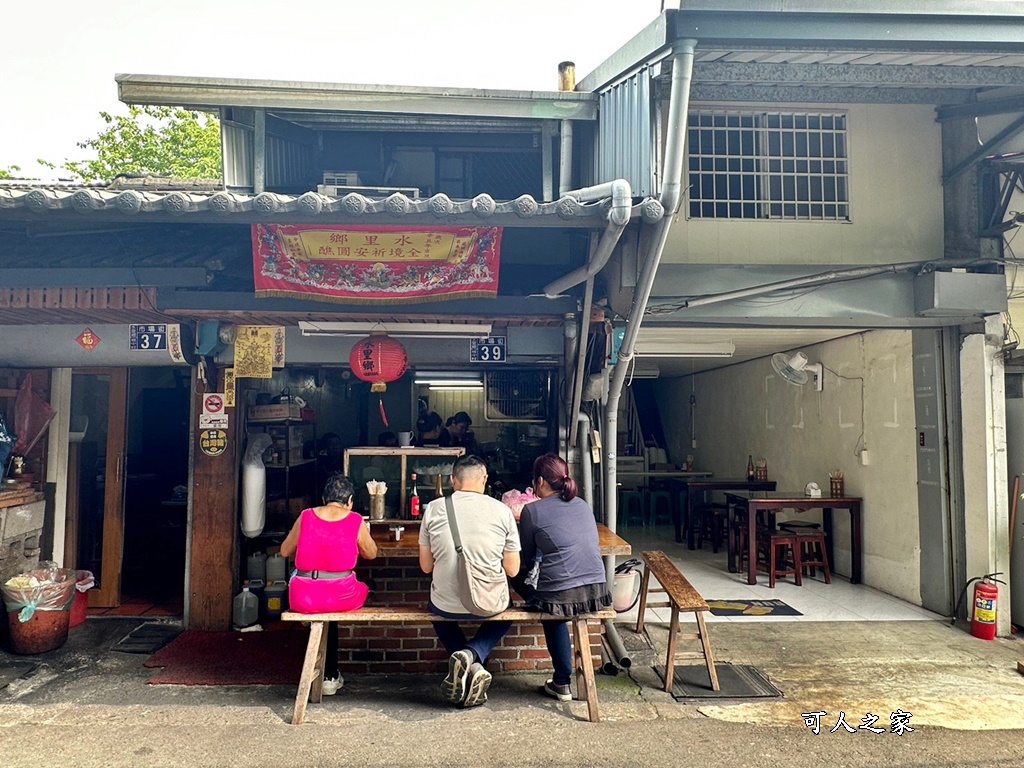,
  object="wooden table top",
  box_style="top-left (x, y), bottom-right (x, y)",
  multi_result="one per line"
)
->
top-left (370, 523), bottom-right (631, 557)
top-left (724, 491), bottom-right (862, 505)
